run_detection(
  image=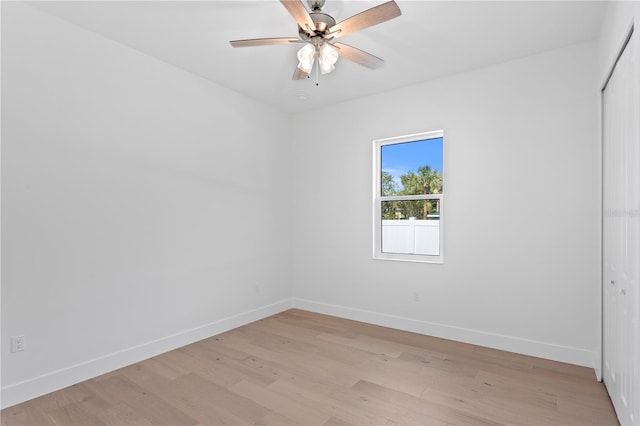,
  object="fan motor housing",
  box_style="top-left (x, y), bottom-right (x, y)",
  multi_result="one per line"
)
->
top-left (298, 12), bottom-right (336, 40)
